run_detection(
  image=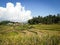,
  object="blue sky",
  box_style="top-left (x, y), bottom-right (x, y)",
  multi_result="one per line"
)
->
top-left (0, 0), bottom-right (60, 17)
